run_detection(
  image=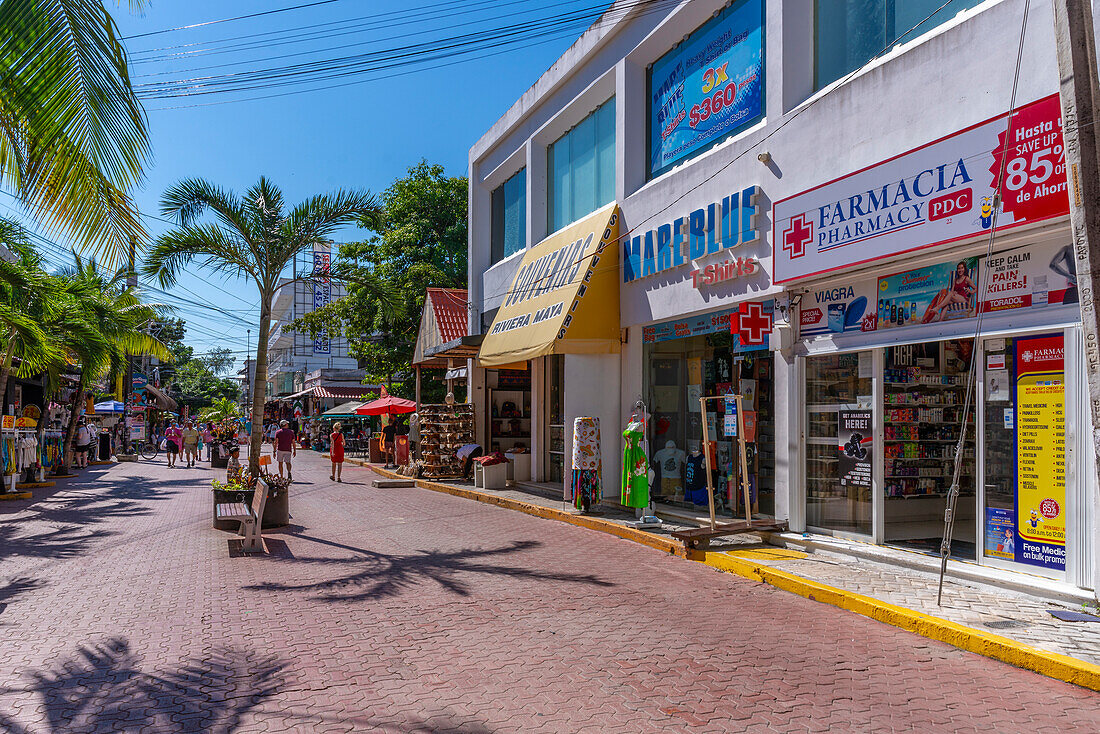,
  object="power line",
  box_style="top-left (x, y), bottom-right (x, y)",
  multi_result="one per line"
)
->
top-left (128, 0), bottom-right (538, 62)
top-left (132, 0), bottom-right (673, 100)
top-left (122, 0), bottom-right (346, 41)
